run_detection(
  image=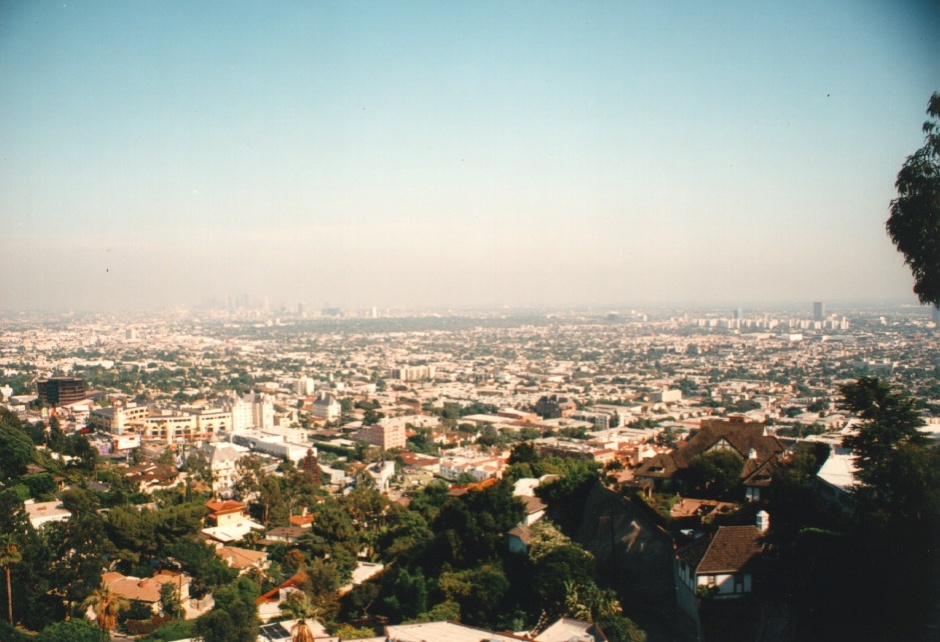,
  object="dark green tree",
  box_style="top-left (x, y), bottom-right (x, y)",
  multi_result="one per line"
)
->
top-left (159, 581), bottom-right (183, 620)
top-left (686, 449), bottom-right (744, 499)
top-left (195, 576), bottom-right (260, 642)
top-left (840, 377), bottom-right (936, 520)
top-left (35, 618), bottom-right (109, 642)
top-left (44, 514), bottom-right (109, 618)
top-left (887, 91), bottom-right (940, 306)
top-left (0, 423), bottom-right (36, 481)
top-left (164, 538), bottom-right (236, 597)
top-left (508, 441), bottom-right (539, 465)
